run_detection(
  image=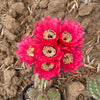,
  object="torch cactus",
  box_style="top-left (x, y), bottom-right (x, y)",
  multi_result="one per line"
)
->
top-left (87, 75), bottom-right (100, 100)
